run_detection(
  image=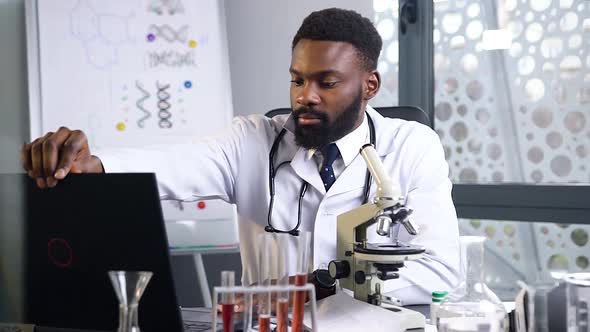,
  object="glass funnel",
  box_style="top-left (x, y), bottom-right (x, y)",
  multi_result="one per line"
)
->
top-left (437, 236), bottom-right (507, 332)
top-left (108, 271), bottom-right (153, 332)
